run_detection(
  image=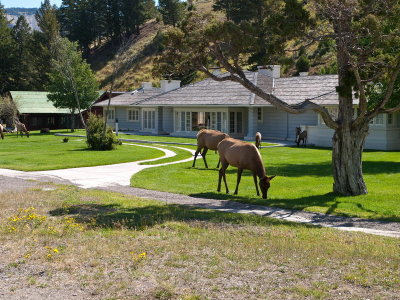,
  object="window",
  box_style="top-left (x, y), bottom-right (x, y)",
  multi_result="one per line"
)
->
top-left (107, 109), bottom-right (115, 121)
top-left (370, 114), bottom-right (384, 125)
top-left (229, 111), bottom-right (243, 134)
top-left (257, 108), bottom-right (263, 122)
top-left (143, 109), bottom-right (155, 130)
top-left (174, 110), bottom-right (227, 132)
top-left (387, 113), bottom-right (393, 125)
top-left (127, 109), bottom-right (139, 122)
